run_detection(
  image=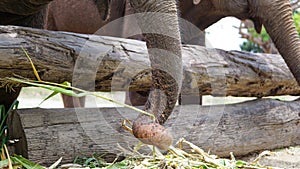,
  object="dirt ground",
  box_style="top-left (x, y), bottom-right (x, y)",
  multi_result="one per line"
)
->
top-left (241, 146), bottom-right (300, 168)
top-left (18, 87), bottom-right (300, 168)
